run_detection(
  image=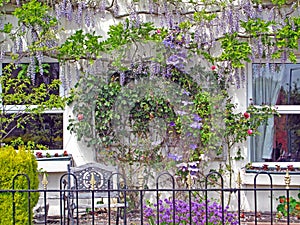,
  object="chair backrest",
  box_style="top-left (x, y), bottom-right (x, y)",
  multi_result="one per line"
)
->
top-left (69, 162), bottom-right (119, 198)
